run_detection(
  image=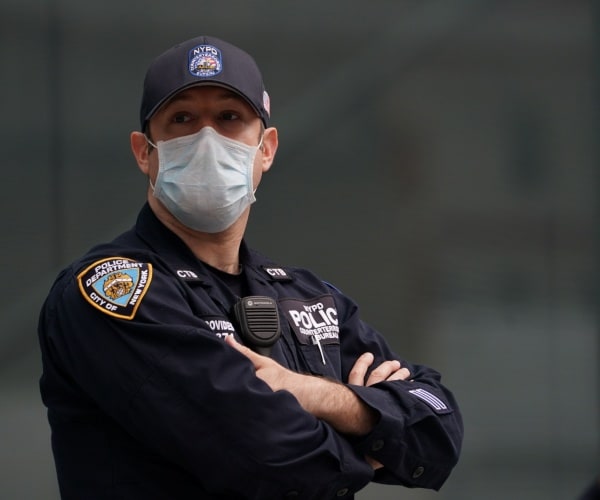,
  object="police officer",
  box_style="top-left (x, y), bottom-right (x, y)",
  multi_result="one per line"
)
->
top-left (38, 35), bottom-right (463, 499)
